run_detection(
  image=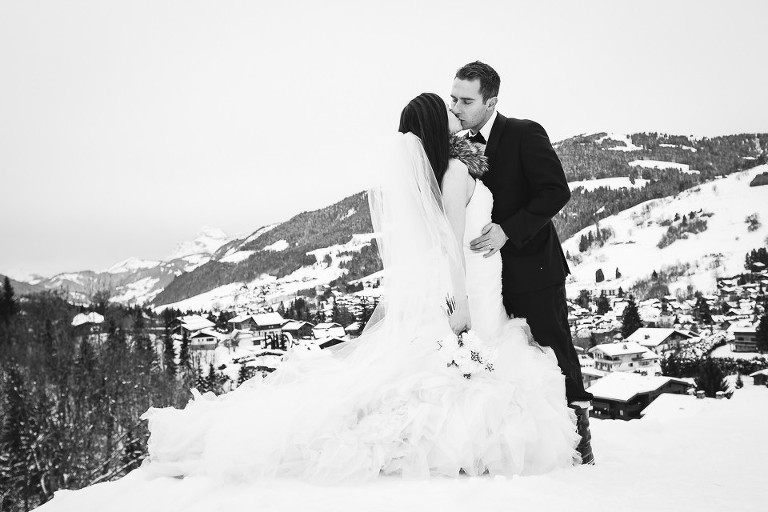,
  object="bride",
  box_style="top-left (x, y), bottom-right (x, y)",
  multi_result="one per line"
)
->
top-left (141, 93), bottom-right (580, 483)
